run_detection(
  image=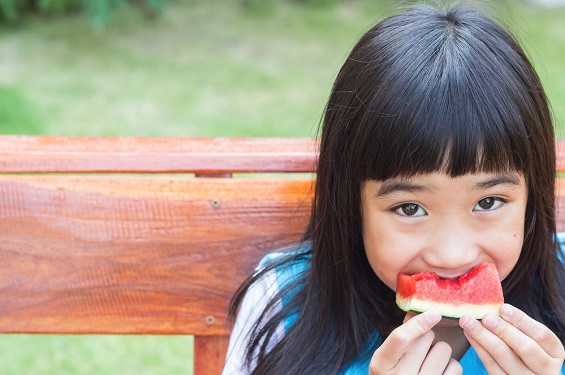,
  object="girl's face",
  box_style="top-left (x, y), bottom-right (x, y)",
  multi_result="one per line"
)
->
top-left (361, 172), bottom-right (528, 292)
